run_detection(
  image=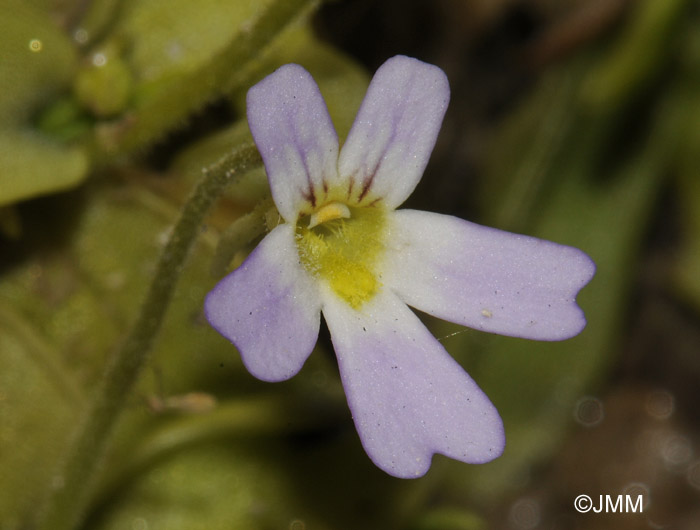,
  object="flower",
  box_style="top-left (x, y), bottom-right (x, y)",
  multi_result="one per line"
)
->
top-left (205, 55), bottom-right (595, 478)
